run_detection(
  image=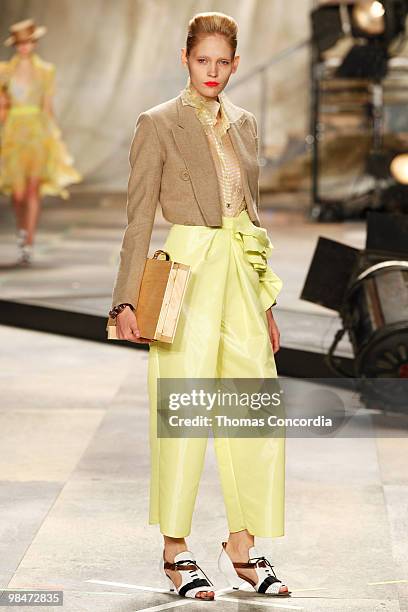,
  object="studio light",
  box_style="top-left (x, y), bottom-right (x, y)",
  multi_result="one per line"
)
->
top-left (311, 0), bottom-right (408, 78)
top-left (310, 0), bottom-right (408, 220)
top-left (300, 211), bottom-right (408, 410)
top-left (390, 152), bottom-right (408, 183)
top-left (353, 1), bottom-right (386, 36)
